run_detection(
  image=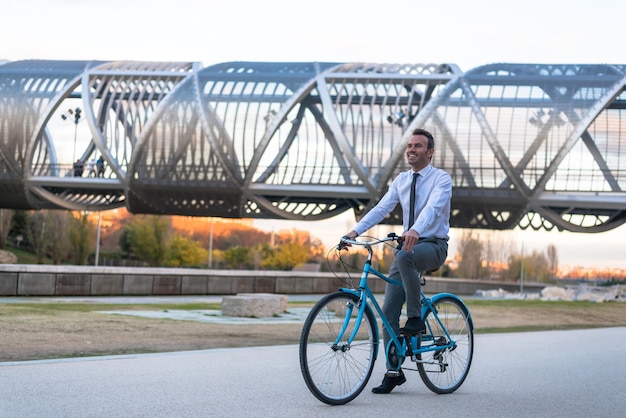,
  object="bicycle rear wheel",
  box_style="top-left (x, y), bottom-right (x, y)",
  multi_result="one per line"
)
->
top-left (417, 296), bottom-right (473, 394)
top-left (299, 292), bottom-right (377, 405)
